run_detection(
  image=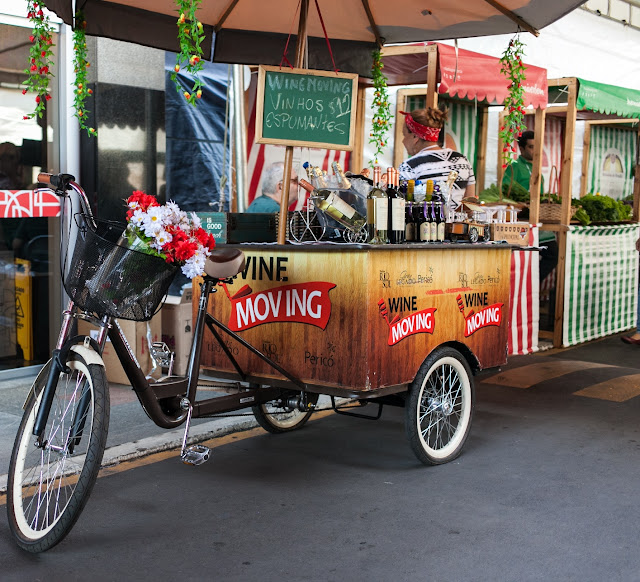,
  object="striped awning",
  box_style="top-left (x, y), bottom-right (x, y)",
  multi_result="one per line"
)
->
top-left (563, 224), bottom-right (639, 347)
top-left (577, 78), bottom-right (640, 119)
